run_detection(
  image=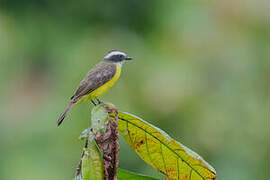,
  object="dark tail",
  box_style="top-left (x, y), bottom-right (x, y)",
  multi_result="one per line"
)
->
top-left (57, 102), bottom-right (74, 126)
